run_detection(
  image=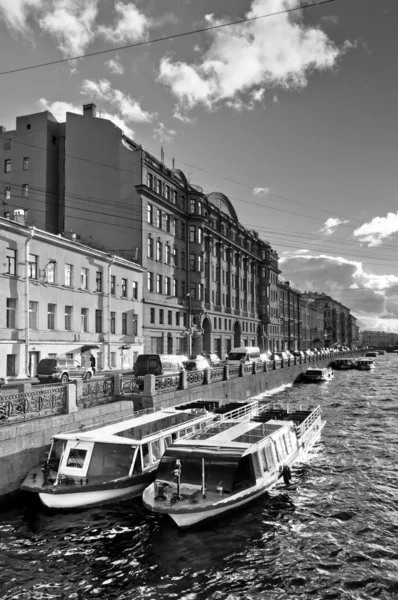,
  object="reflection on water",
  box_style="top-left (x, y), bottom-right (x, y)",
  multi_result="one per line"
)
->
top-left (1, 355), bottom-right (398, 599)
